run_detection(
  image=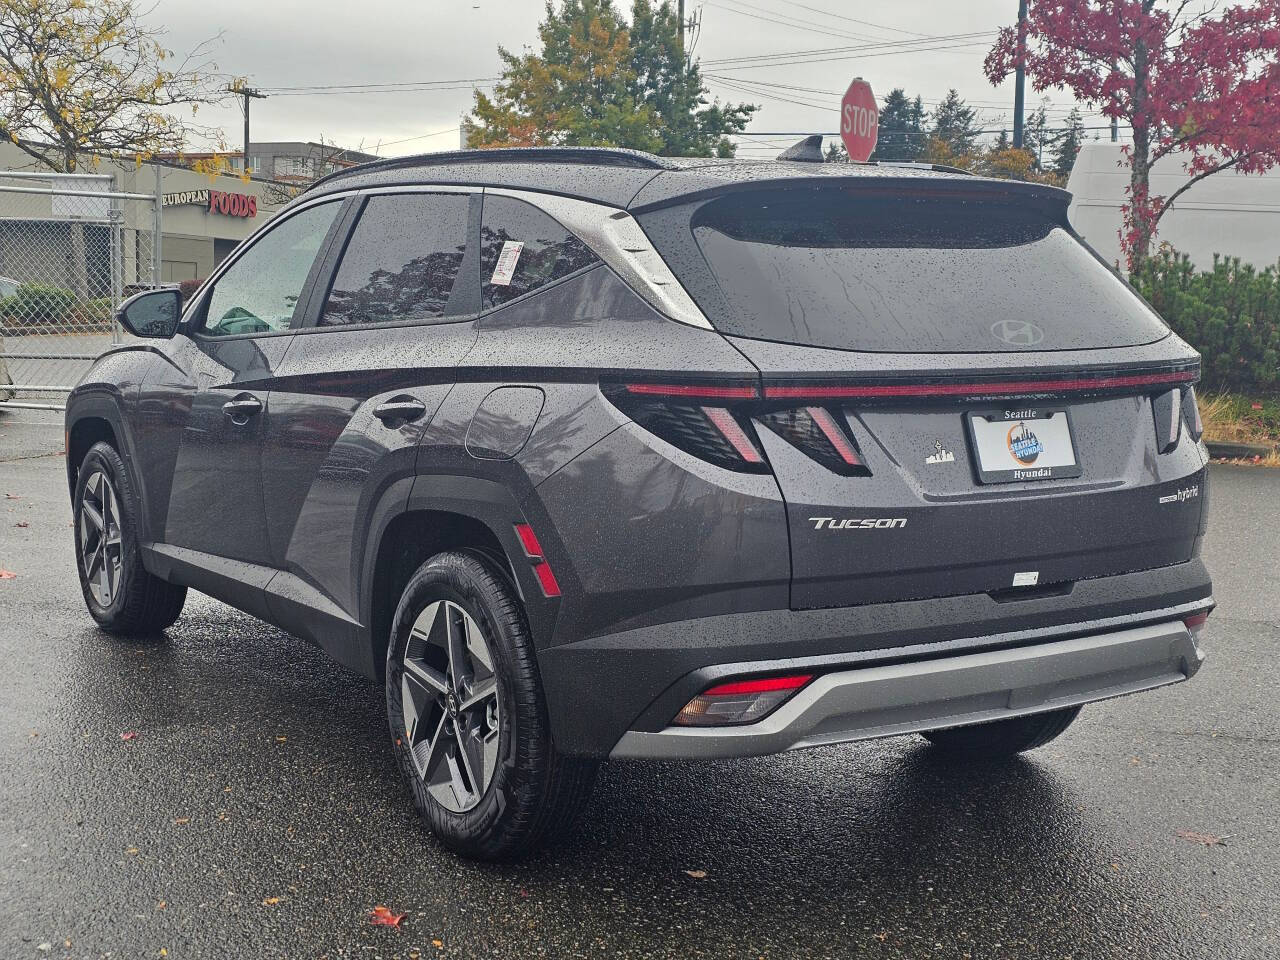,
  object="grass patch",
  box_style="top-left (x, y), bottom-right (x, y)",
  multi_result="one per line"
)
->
top-left (1198, 392), bottom-right (1280, 446)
